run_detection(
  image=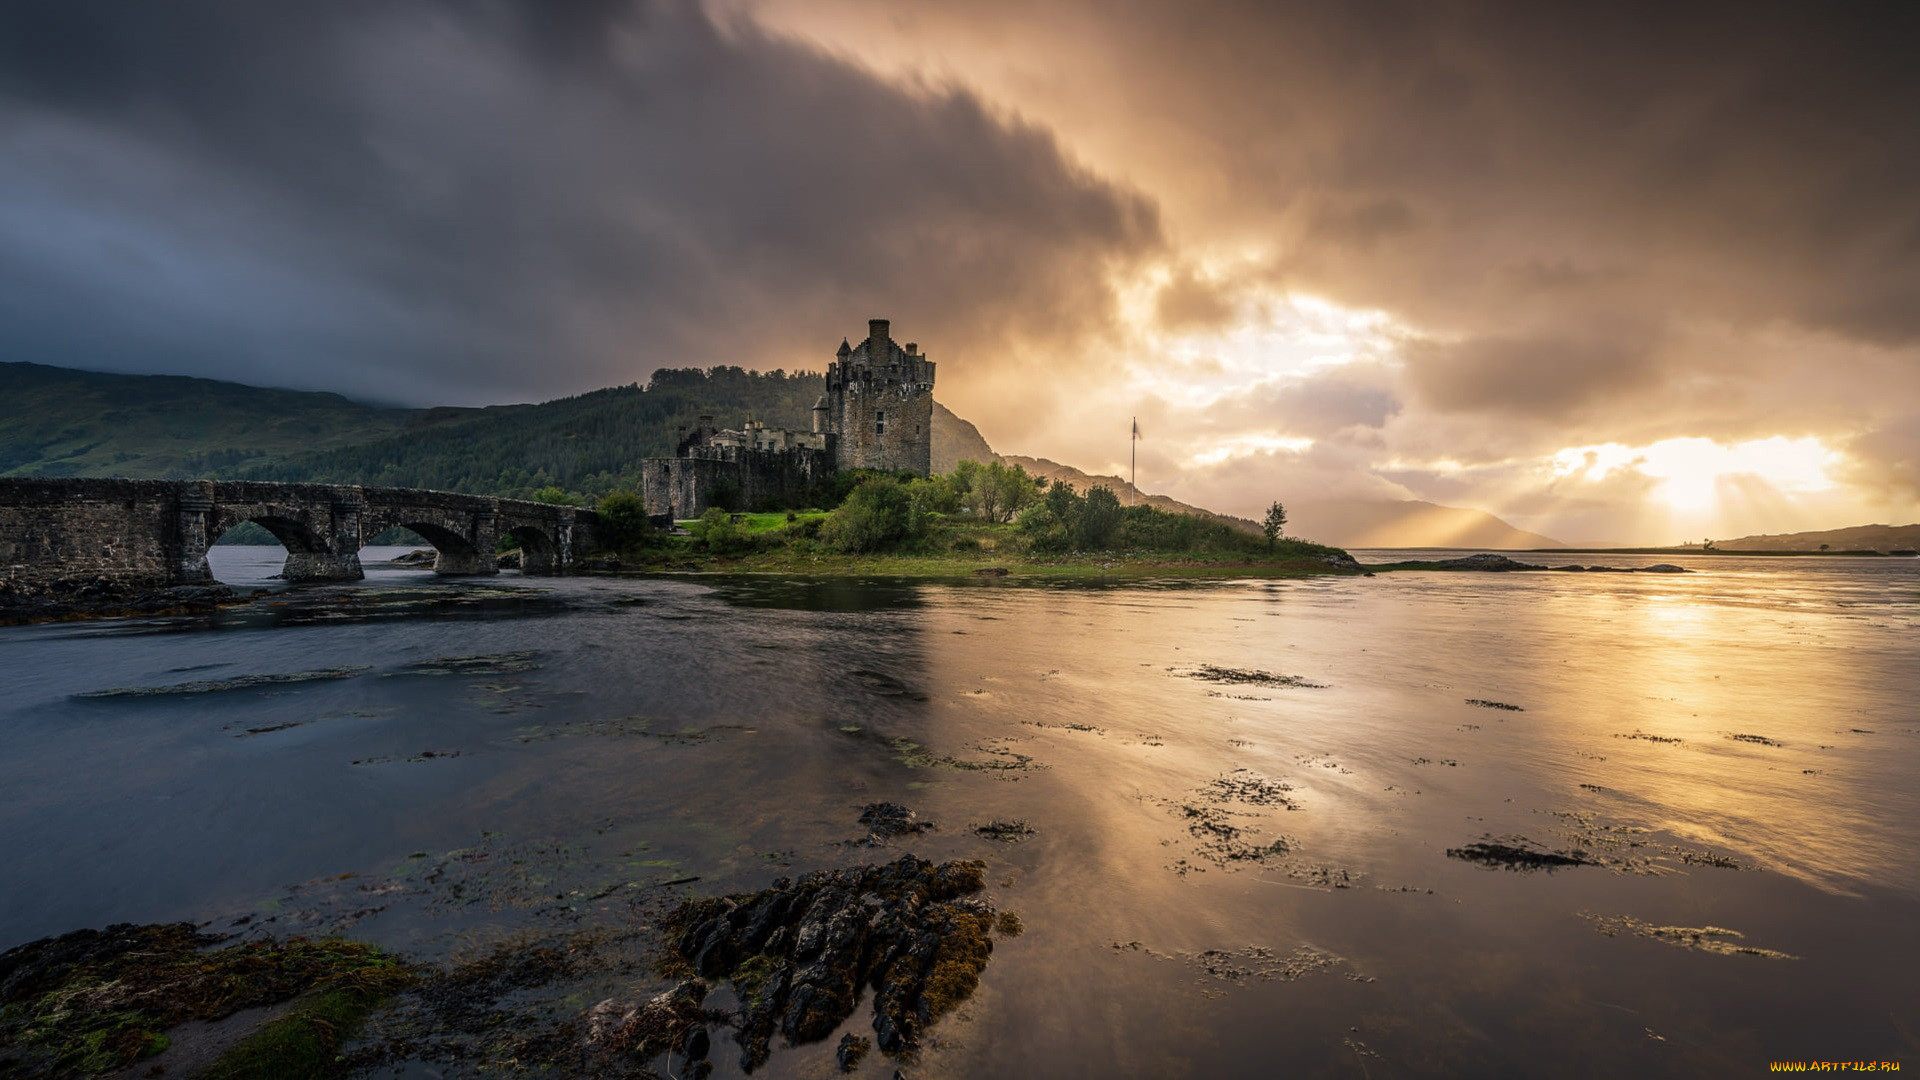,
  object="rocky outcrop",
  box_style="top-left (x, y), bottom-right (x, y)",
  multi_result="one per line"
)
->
top-left (1551, 563), bottom-right (1692, 573)
top-left (0, 577), bottom-right (237, 624)
top-left (661, 855), bottom-right (1000, 1071)
top-left (1374, 553), bottom-right (1546, 571)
